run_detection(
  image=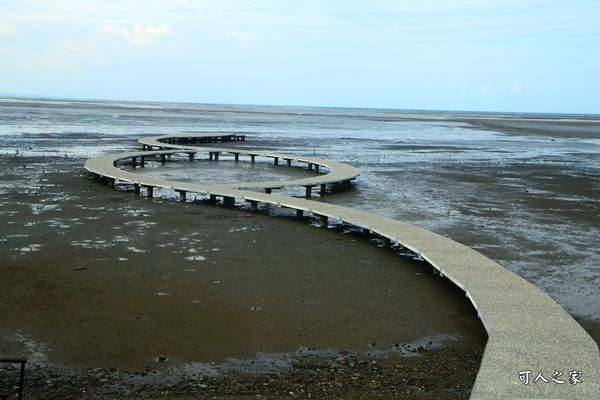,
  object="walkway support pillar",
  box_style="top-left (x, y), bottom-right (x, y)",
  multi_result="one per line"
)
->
top-left (188, 153), bottom-right (194, 161)
top-left (296, 209), bottom-right (304, 218)
top-left (223, 196), bottom-right (235, 208)
top-left (250, 155), bottom-right (256, 163)
top-left (286, 159), bottom-right (292, 167)
top-left (320, 184), bottom-right (327, 195)
top-left (265, 188), bottom-right (272, 194)
top-left (134, 184), bottom-right (141, 196)
top-left (274, 157), bottom-right (279, 166)
top-left (177, 190), bottom-right (186, 202)
top-left (132, 157), bottom-right (137, 168)
top-left (140, 156), bottom-right (145, 167)
top-left (161, 154), bottom-right (166, 164)
top-left (209, 194), bottom-right (217, 204)
top-left (249, 200), bottom-right (258, 212)
top-left (234, 153), bottom-right (239, 162)
top-left (319, 215), bottom-right (328, 228)
top-left (147, 186), bottom-right (154, 198)
top-left (305, 186), bottom-right (313, 198)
